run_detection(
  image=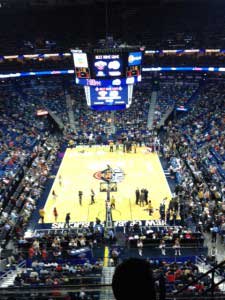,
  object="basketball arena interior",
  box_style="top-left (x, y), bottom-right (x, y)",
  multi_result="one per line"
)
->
top-left (0, 0), bottom-right (225, 299)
